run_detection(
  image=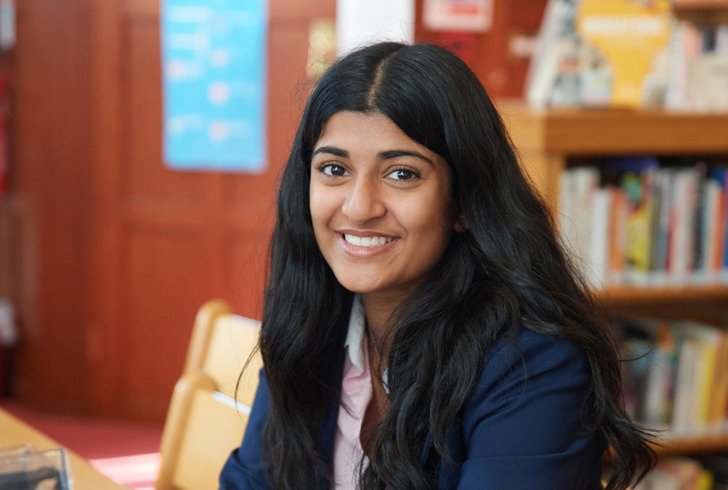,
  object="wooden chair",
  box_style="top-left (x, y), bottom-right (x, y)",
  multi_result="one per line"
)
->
top-left (182, 299), bottom-right (262, 402)
top-left (156, 300), bottom-right (262, 490)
